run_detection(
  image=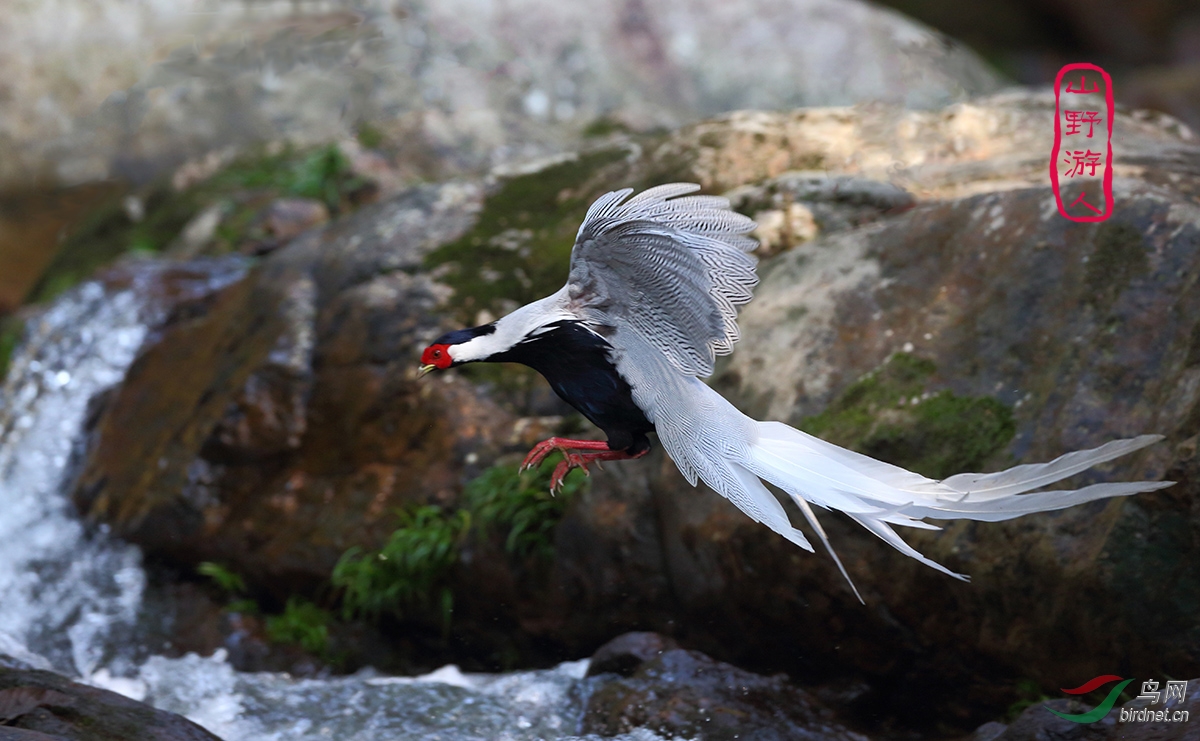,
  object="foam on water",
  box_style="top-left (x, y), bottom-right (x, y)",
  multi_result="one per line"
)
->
top-left (0, 281), bottom-right (149, 677)
top-left (0, 273), bottom-right (683, 741)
